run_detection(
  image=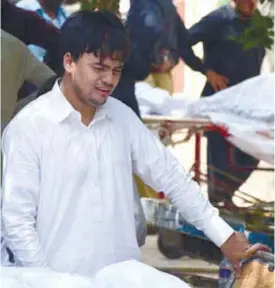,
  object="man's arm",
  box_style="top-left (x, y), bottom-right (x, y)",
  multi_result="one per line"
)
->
top-left (129, 112), bottom-right (234, 247)
top-left (2, 120), bottom-right (49, 267)
top-left (24, 42), bottom-right (56, 86)
top-left (187, 12), bottom-right (220, 46)
top-left (124, 2), bottom-right (164, 81)
top-left (176, 13), bottom-right (208, 74)
top-left (2, 1), bottom-right (59, 52)
top-left (186, 12), bottom-right (229, 91)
